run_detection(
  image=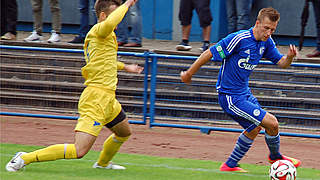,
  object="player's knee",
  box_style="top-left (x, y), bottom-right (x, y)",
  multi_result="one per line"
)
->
top-left (114, 127), bottom-right (132, 138)
top-left (76, 150), bottom-right (89, 159)
top-left (74, 146), bottom-right (90, 159)
top-left (266, 114), bottom-right (279, 135)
